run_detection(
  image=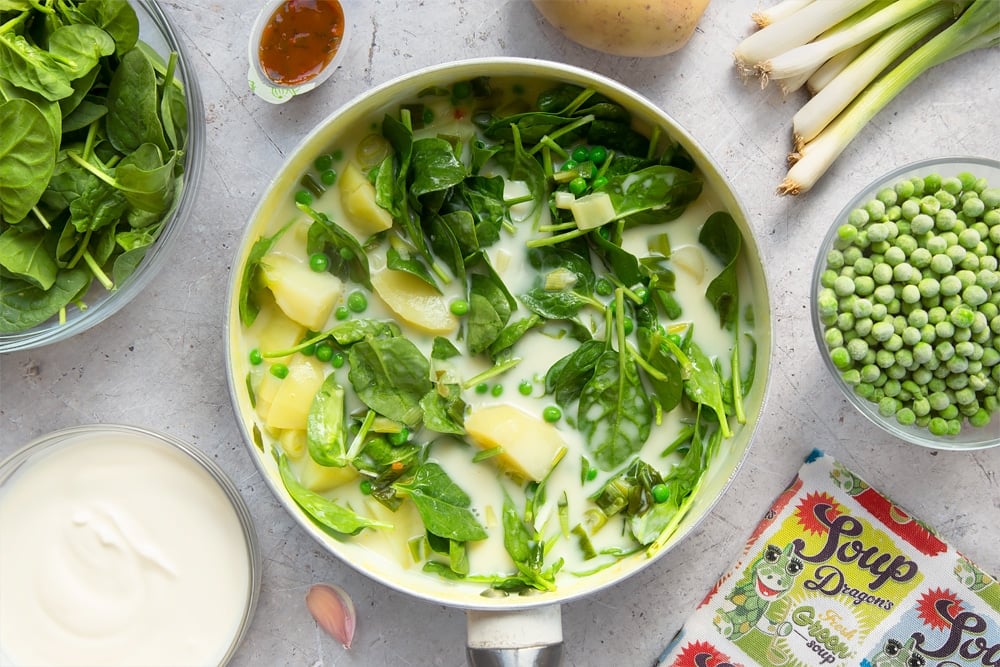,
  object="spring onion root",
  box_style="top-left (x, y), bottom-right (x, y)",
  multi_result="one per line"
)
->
top-left (751, 0), bottom-right (814, 29)
top-left (736, 0), bottom-right (999, 195)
